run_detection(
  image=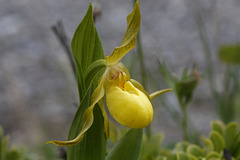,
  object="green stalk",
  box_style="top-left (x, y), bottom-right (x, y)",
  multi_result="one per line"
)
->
top-left (137, 28), bottom-right (151, 138)
top-left (179, 99), bottom-right (188, 141)
top-left (182, 106), bottom-right (188, 141)
top-left (136, 33), bottom-right (147, 88)
top-left (133, 0), bottom-right (150, 138)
